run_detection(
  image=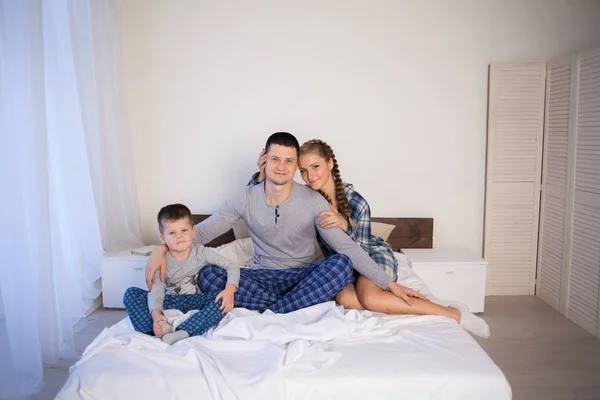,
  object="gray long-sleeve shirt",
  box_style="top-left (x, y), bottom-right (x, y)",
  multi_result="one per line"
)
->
top-left (193, 181), bottom-right (392, 289)
top-left (147, 245), bottom-right (241, 312)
